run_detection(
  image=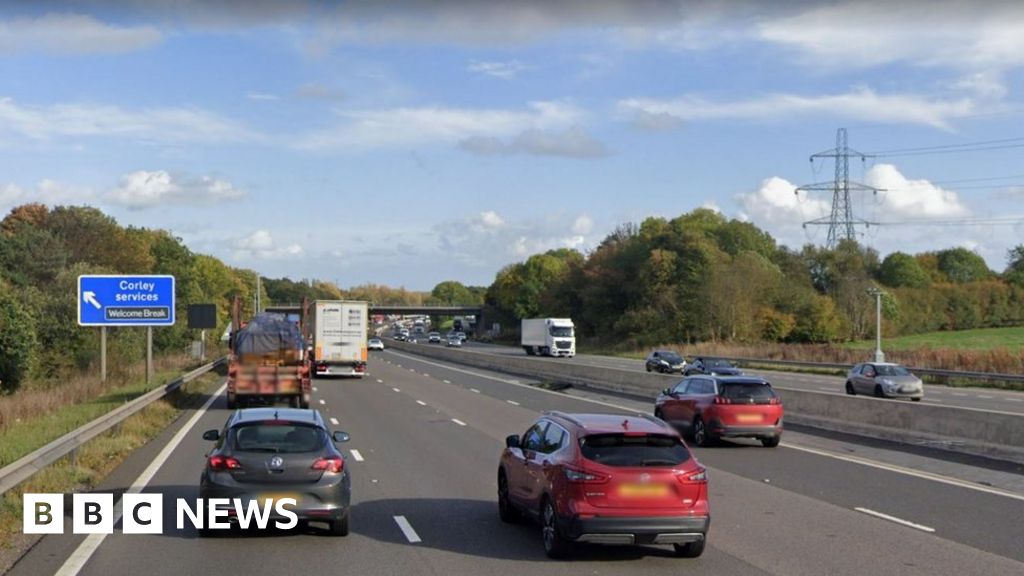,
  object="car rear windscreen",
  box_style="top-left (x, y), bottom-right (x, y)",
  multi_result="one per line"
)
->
top-left (579, 434), bottom-right (690, 467)
top-left (232, 422), bottom-right (324, 453)
top-left (719, 382), bottom-right (776, 403)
